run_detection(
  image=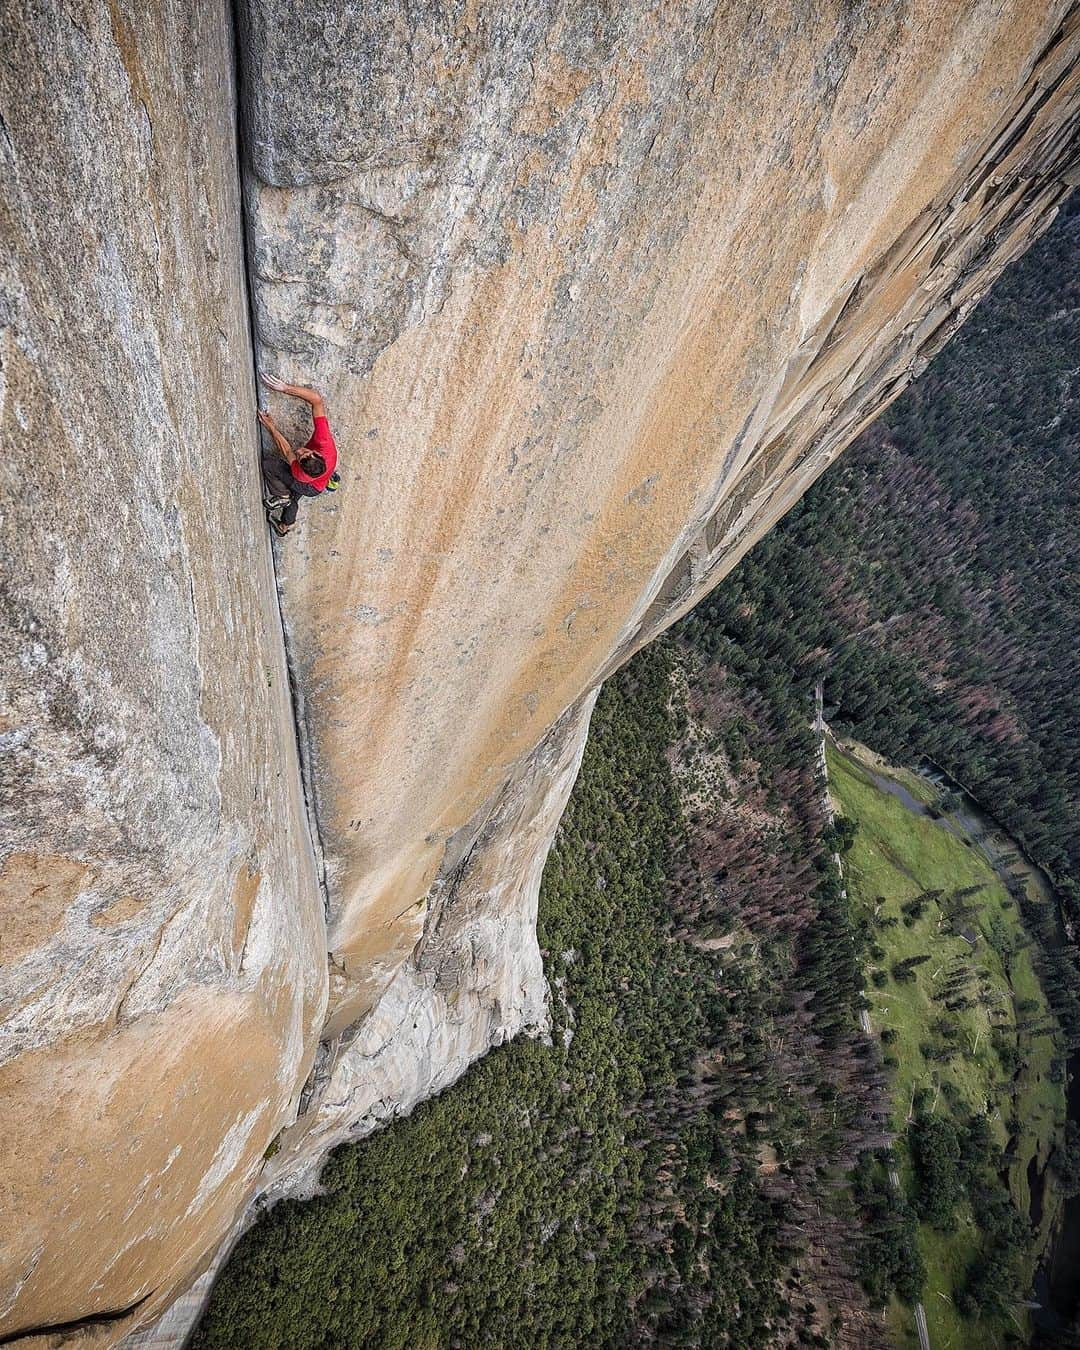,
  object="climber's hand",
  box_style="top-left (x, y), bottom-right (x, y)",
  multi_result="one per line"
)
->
top-left (261, 373), bottom-right (289, 393)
